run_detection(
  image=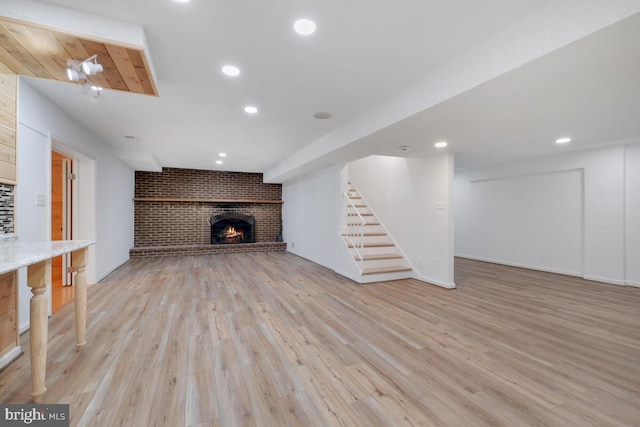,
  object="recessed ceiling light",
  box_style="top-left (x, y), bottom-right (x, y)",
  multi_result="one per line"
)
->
top-left (313, 112), bottom-right (332, 120)
top-left (222, 65), bottom-right (240, 77)
top-left (294, 19), bottom-right (316, 36)
top-left (555, 137), bottom-right (571, 144)
top-left (244, 106), bottom-right (258, 114)
top-left (216, 160), bottom-right (223, 165)
top-left (173, 0), bottom-right (191, 3)
top-left (434, 141), bottom-right (448, 148)
top-left (218, 153), bottom-right (227, 157)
